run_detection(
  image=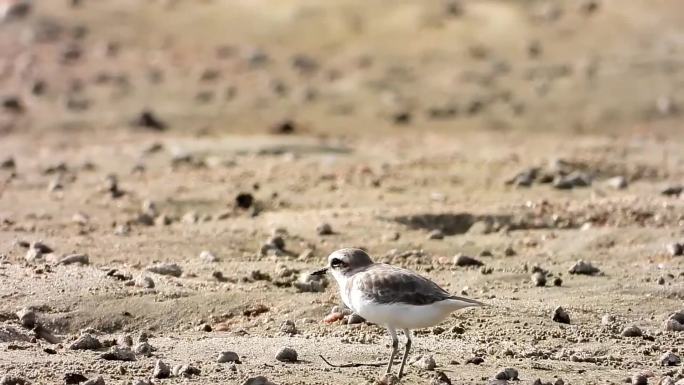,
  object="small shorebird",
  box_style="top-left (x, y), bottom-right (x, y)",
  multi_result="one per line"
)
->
top-left (312, 248), bottom-right (483, 379)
